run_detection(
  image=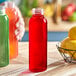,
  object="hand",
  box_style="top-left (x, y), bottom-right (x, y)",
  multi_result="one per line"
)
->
top-left (2, 1), bottom-right (25, 40)
top-left (12, 3), bottom-right (25, 40)
top-left (15, 18), bottom-right (25, 40)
